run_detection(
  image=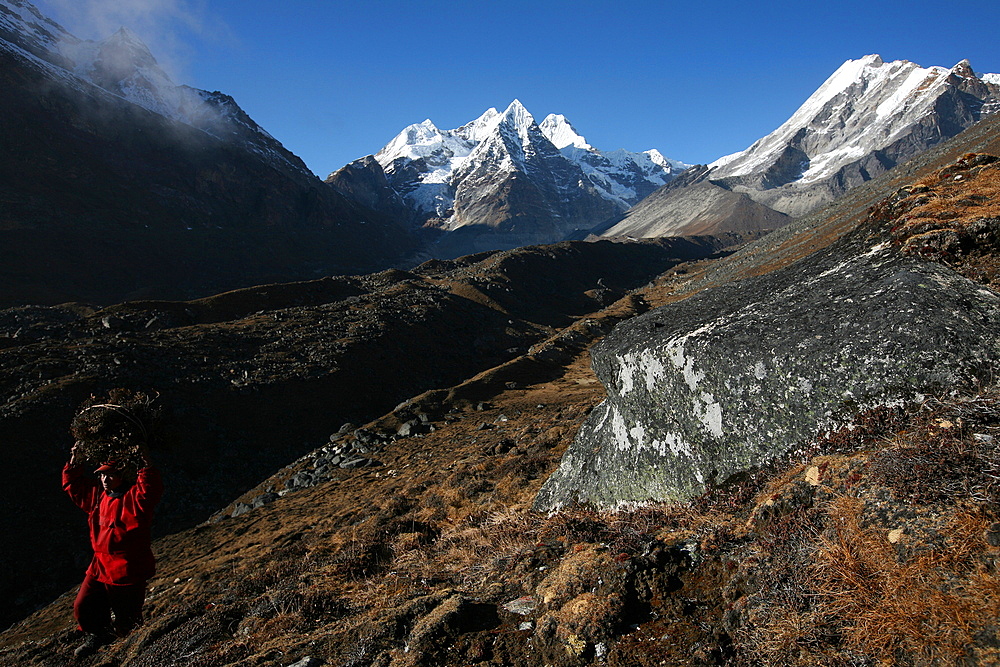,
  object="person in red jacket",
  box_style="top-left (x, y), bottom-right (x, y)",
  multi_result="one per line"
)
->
top-left (63, 439), bottom-right (163, 658)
